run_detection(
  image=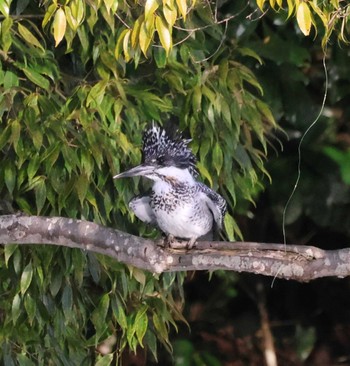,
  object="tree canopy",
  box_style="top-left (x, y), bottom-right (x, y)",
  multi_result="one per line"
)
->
top-left (1, 0), bottom-right (350, 364)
